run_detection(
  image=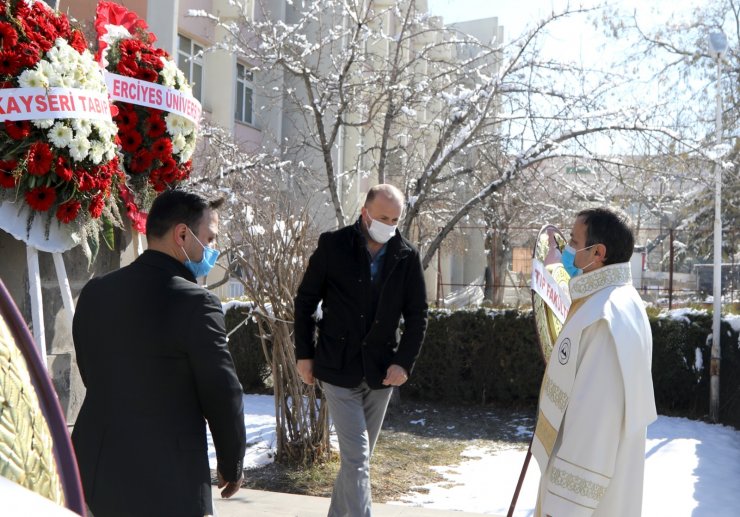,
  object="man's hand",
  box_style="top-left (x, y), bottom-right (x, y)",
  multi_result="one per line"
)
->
top-left (217, 469), bottom-right (243, 499)
top-left (297, 359), bottom-right (315, 385)
top-left (382, 364), bottom-right (408, 386)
